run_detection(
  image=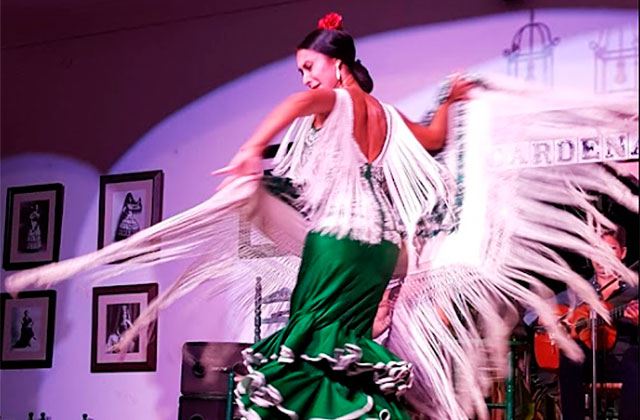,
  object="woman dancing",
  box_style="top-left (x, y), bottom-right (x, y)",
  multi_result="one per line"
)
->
top-left (214, 12), bottom-right (473, 418)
